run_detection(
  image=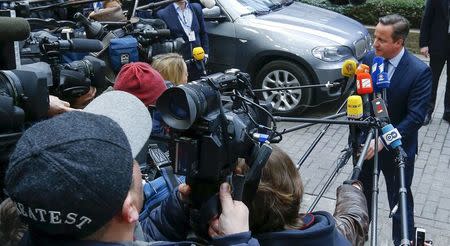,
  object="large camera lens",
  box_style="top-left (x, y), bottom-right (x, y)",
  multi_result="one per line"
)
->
top-left (64, 56), bottom-right (107, 89)
top-left (156, 81), bottom-right (217, 130)
top-left (0, 67), bottom-right (49, 122)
